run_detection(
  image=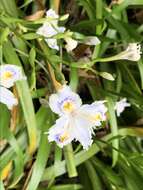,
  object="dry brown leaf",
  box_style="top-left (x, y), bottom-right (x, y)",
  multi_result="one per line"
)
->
top-left (25, 10), bottom-right (45, 21)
